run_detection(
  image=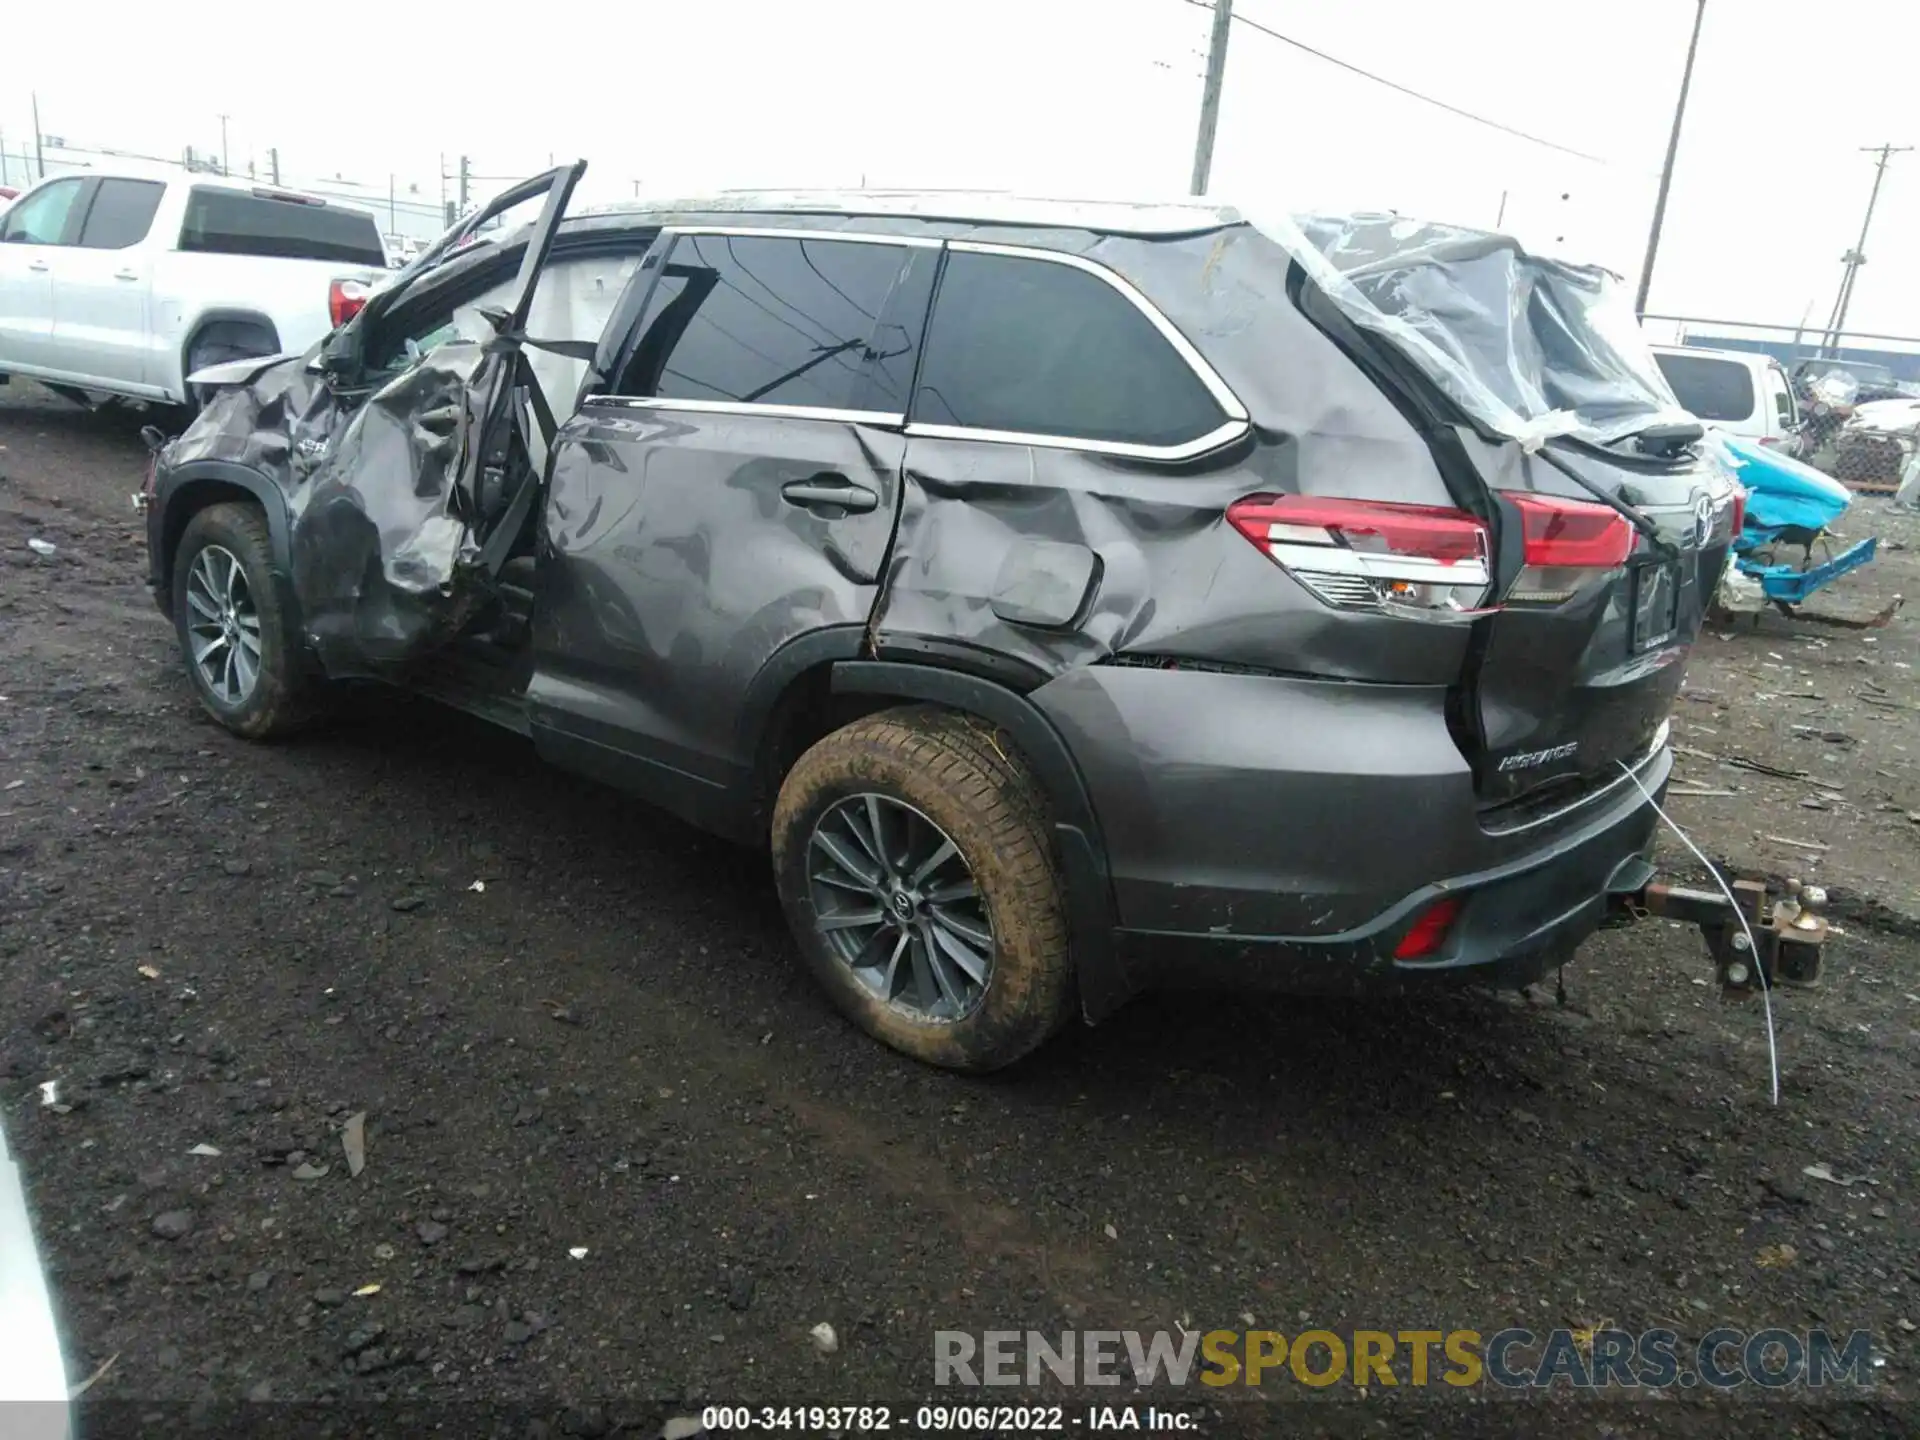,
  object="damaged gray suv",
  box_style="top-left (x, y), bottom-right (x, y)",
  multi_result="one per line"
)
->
top-left (143, 162), bottom-right (1741, 1071)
